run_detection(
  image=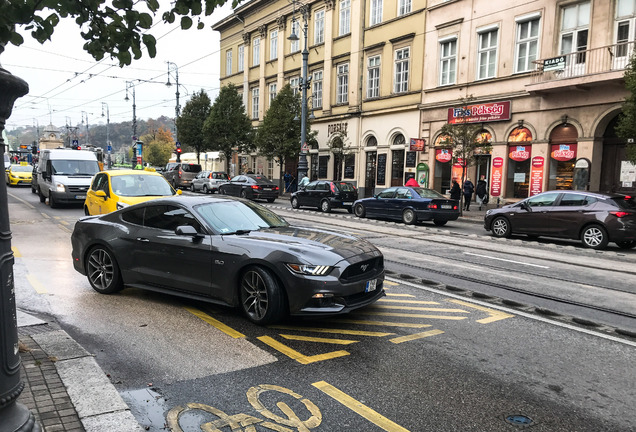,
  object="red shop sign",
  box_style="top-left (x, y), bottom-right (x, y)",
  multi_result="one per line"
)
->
top-left (435, 148), bottom-right (452, 163)
top-left (530, 156), bottom-right (544, 196)
top-left (447, 101), bottom-right (511, 124)
top-left (551, 144), bottom-right (577, 161)
top-left (509, 145), bottom-right (531, 162)
top-left (490, 157), bottom-right (504, 197)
